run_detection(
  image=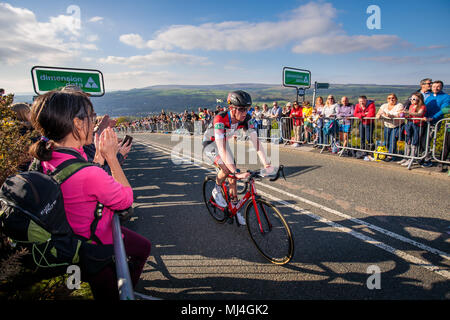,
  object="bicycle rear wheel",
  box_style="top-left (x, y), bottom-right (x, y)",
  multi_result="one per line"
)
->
top-left (245, 198), bottom-right (294, 265)
top-left (202, 176), bottom-right (227, 223)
